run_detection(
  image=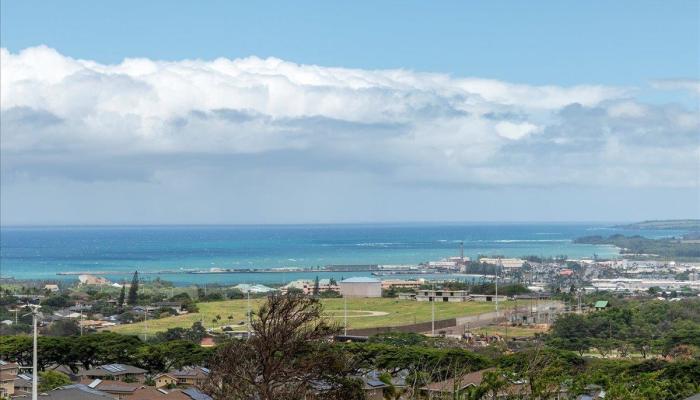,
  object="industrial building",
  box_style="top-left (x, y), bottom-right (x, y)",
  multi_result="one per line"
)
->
top-left (339, 277), bottom-right (382, 298)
